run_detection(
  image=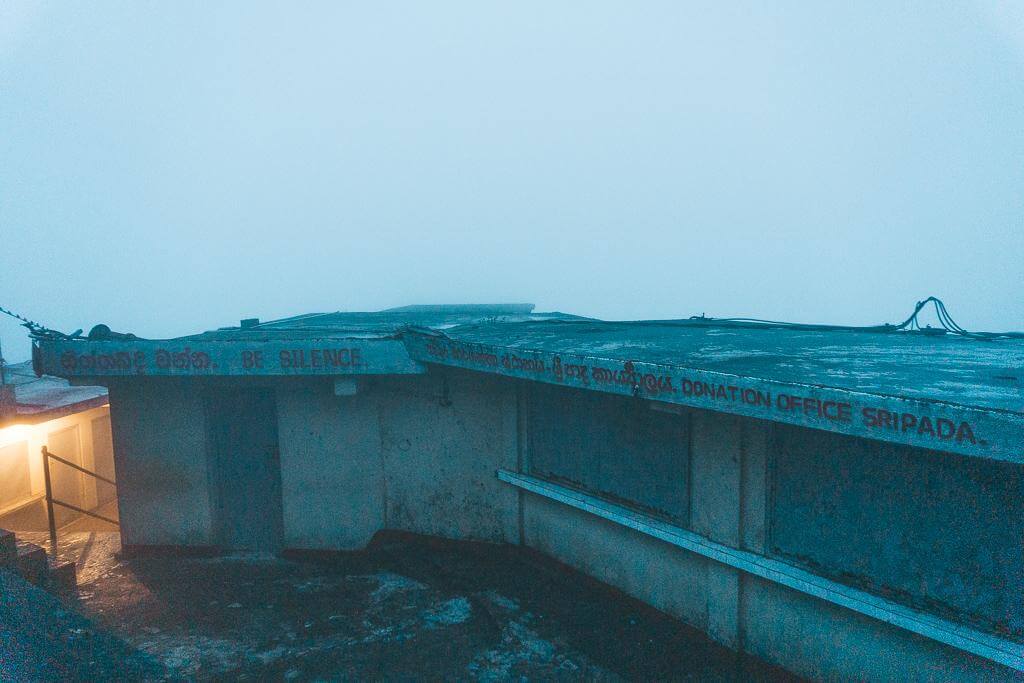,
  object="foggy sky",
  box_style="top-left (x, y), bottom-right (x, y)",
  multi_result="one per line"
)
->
top-left (2, 2), bottom-right (1023, 363)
